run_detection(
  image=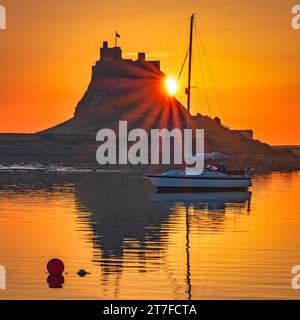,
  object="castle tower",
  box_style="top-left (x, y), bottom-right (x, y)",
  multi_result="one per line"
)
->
top-left (100, 41), bottom-right (122, 61)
